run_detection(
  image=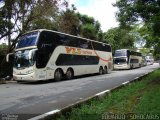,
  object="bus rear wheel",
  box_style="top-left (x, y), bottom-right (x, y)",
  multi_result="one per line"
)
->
top-left (130, 64), bottom-right (133, 69)
top-left (66, 69), bottom-right (74, 80)
top-left (99, 67), bottom-right (103, 75)
top-left (54, 69), bottom-right (63, 81)
top-left (103, 66), bottom-right (108, 74)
